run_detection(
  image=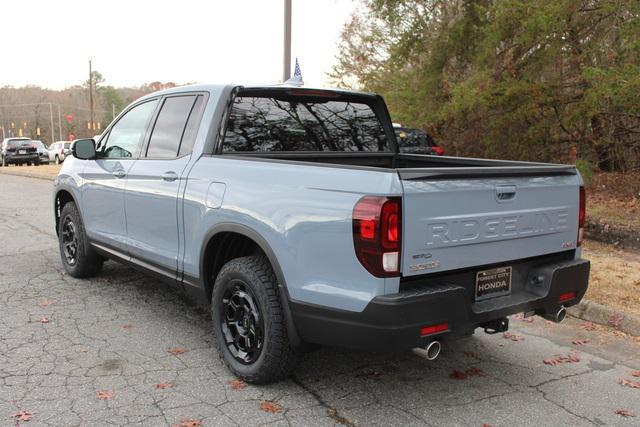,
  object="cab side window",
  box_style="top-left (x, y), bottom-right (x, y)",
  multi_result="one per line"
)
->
top-left (145, 96), bottom-right (197, 159)
top-left (101, 100), bottom-right (158, 158)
